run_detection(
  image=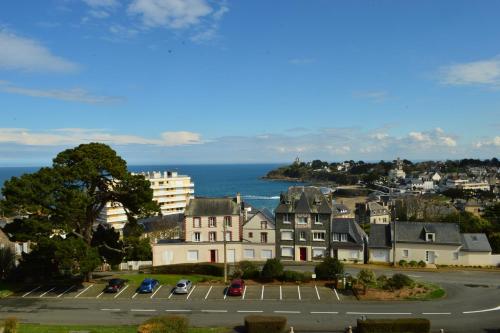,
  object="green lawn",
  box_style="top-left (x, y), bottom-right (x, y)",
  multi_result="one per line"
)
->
top-left (406, 283), bottom-right (446, 300)
top-left (0, 281), bottom-right (15, 298)
top-left (15, 324), bottom-right (229, 333)
top-left (116, 274), bottom-right (223, 286)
